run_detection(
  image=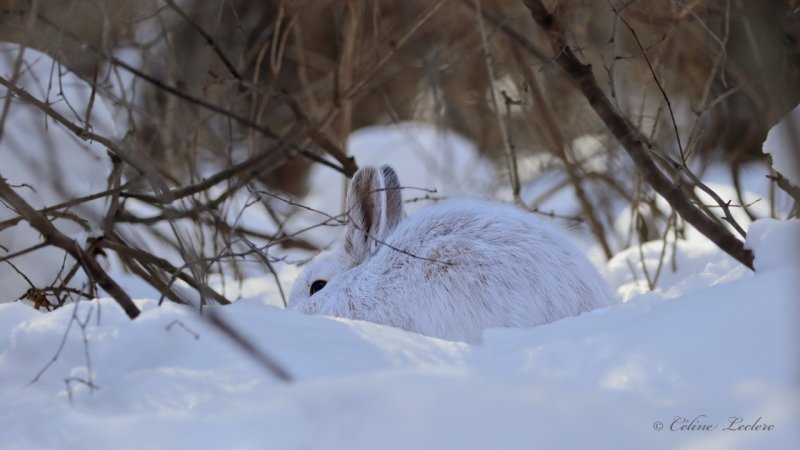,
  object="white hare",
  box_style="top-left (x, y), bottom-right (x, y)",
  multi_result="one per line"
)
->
top-left (289, 165), bottom-right (615, 342)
